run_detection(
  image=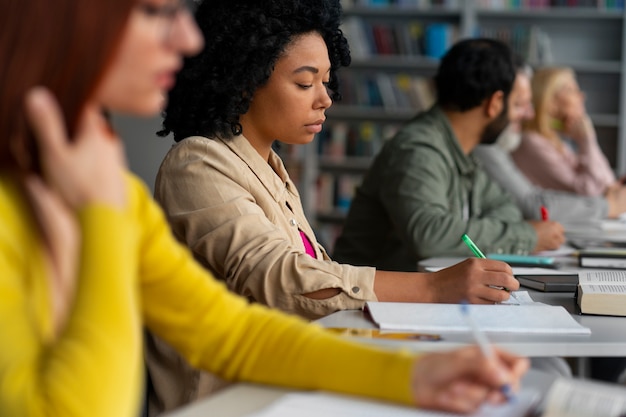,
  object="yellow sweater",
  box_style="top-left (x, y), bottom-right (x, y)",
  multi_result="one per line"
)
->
top-left (0, 172), bottom-right (415, 417)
